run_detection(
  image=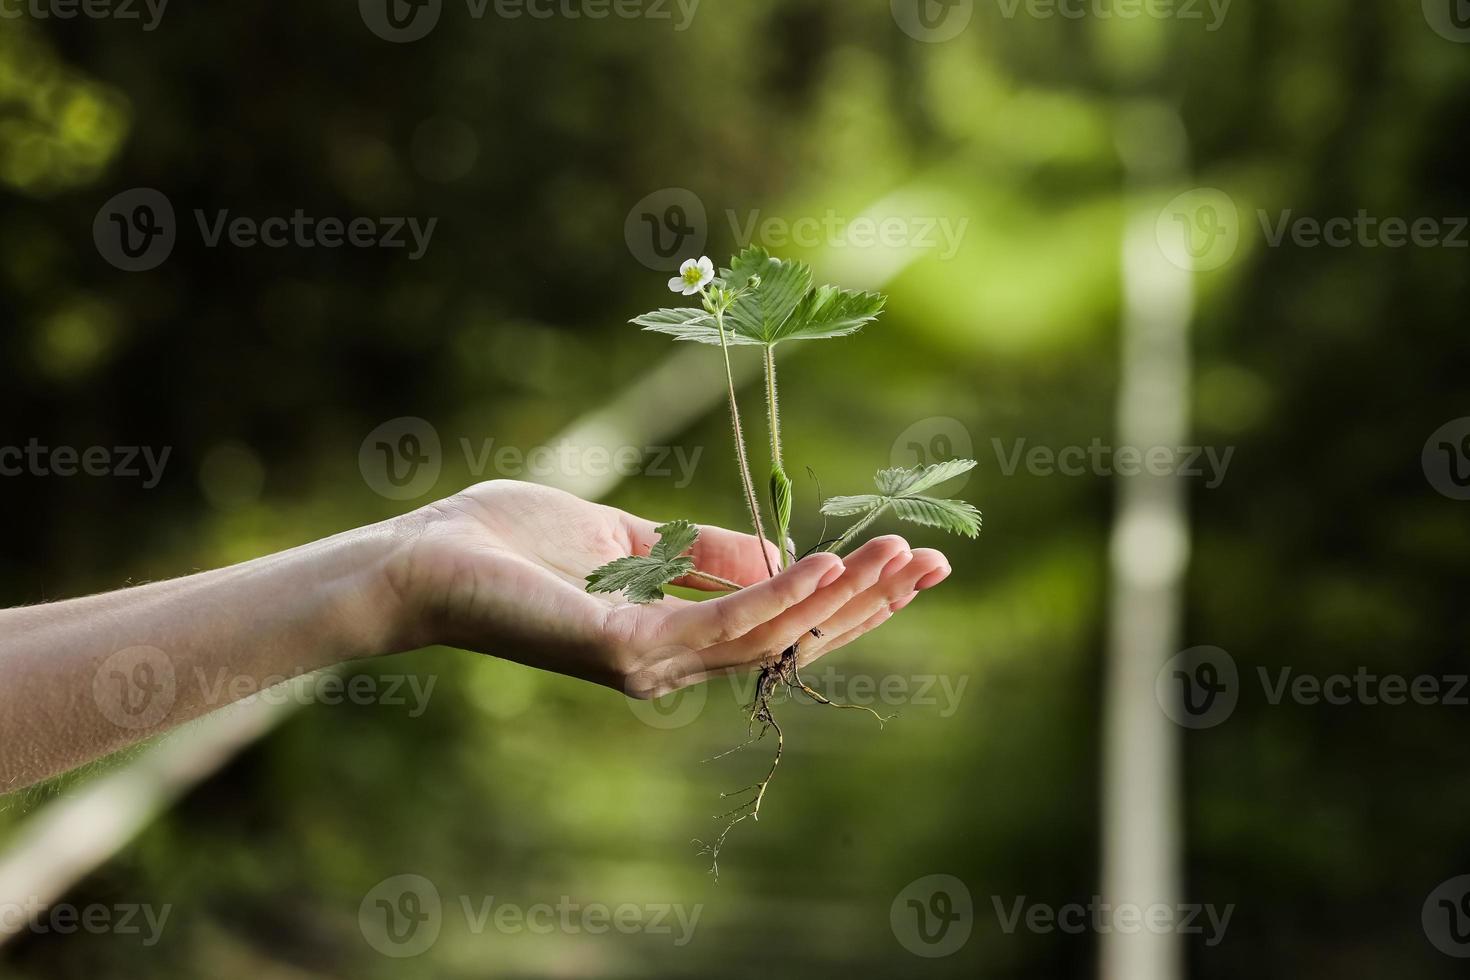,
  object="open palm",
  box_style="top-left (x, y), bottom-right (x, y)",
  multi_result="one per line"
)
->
top-left (389, 481), bottom-right (952, 697)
